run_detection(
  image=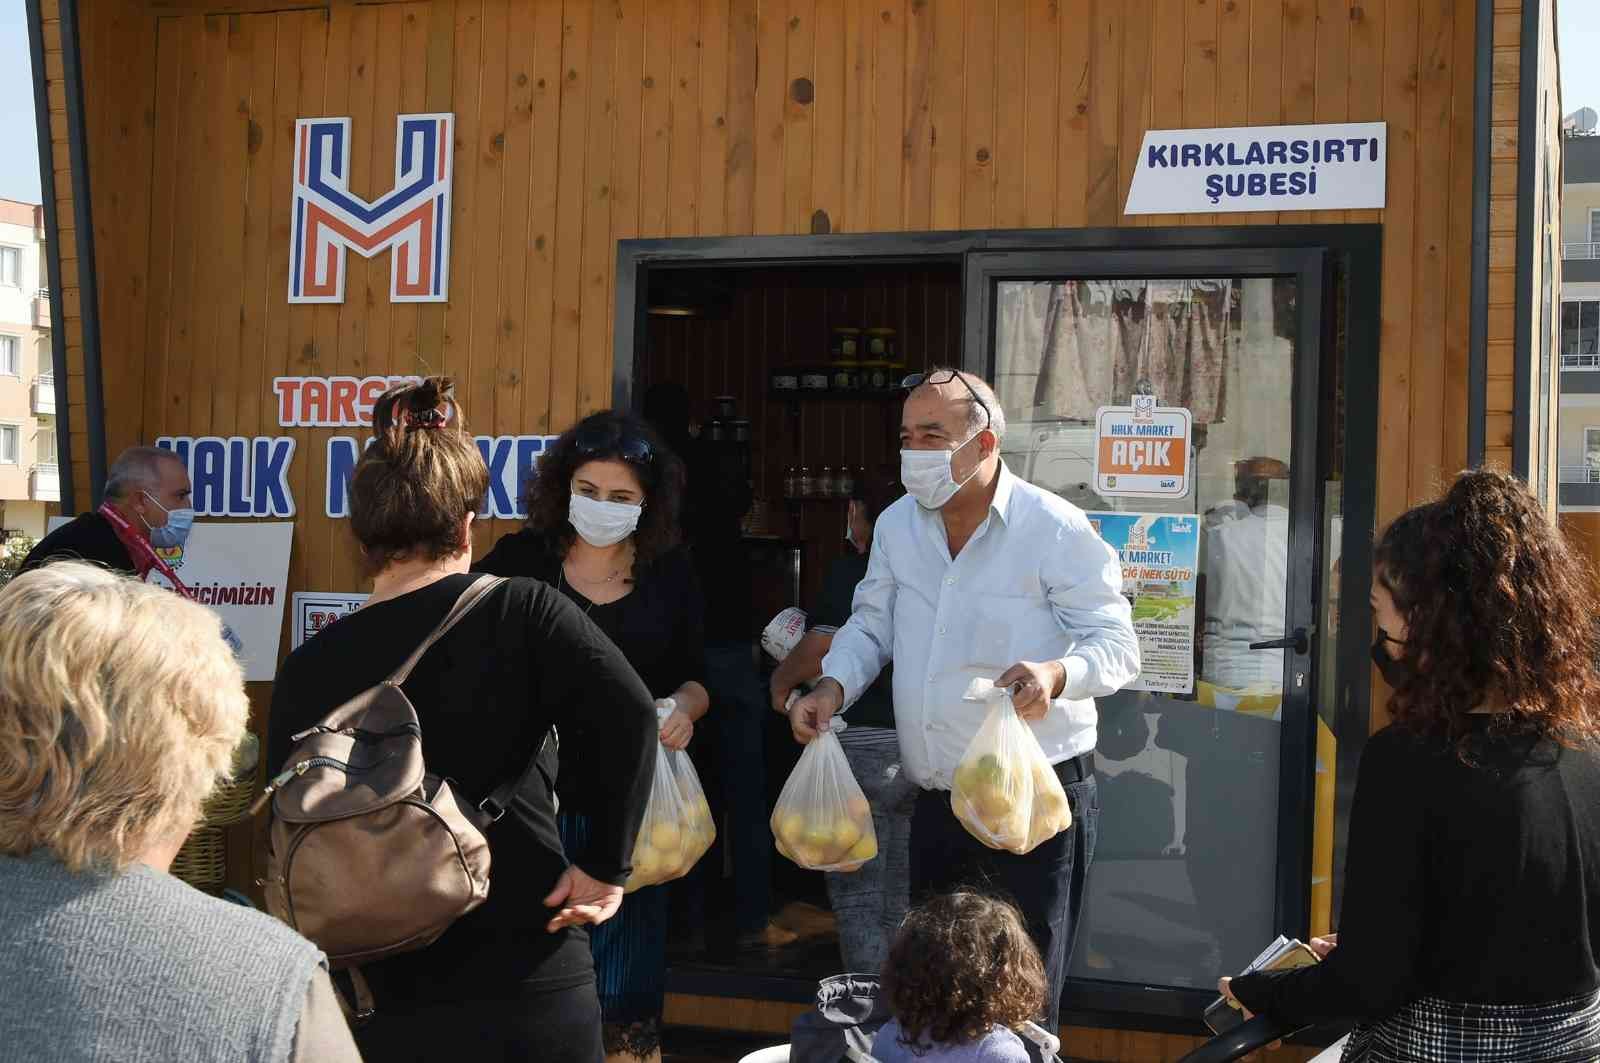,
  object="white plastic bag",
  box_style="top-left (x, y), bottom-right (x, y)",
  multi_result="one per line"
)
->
top-left (950, 680), bottom-right (1072, 855)
top-left (771, 721), bottom-right (878, 872)
top-left (625, 704), bottom-right (716, 893)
